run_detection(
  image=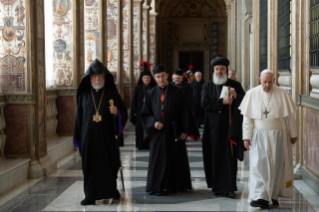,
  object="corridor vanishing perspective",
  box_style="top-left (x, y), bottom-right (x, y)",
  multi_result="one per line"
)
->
top-left (0, 124), bottom-right (318, 212)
